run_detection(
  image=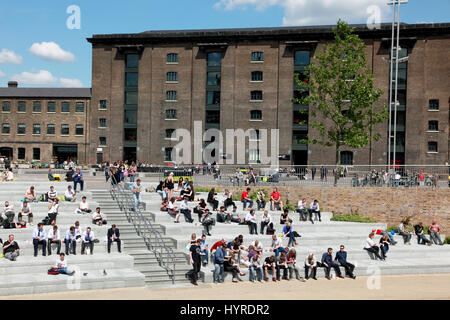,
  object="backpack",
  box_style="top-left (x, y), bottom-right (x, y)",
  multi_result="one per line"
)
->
top-left (42, 216), bottom-right (52, 225)
top-left (48, 267), bottom-right (59, 275)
